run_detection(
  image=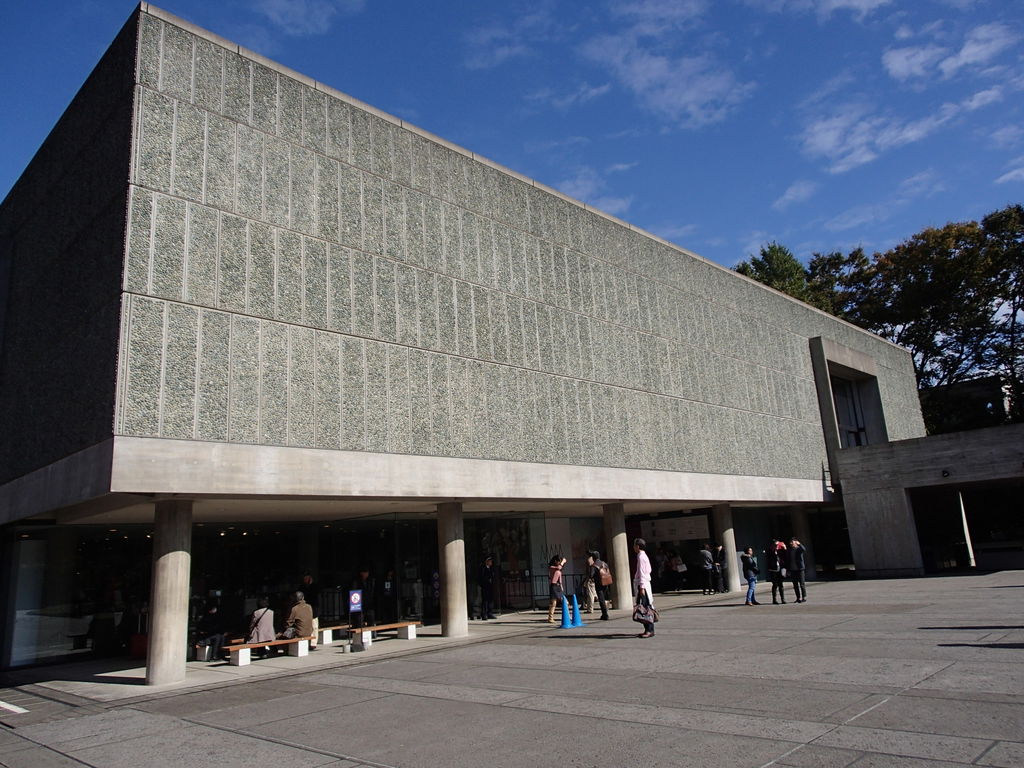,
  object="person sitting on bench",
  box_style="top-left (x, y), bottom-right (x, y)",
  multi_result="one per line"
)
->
top-left (247, 597), bottom-right (275, 659)
top-left (280, 591), bottom-right (312, 640)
